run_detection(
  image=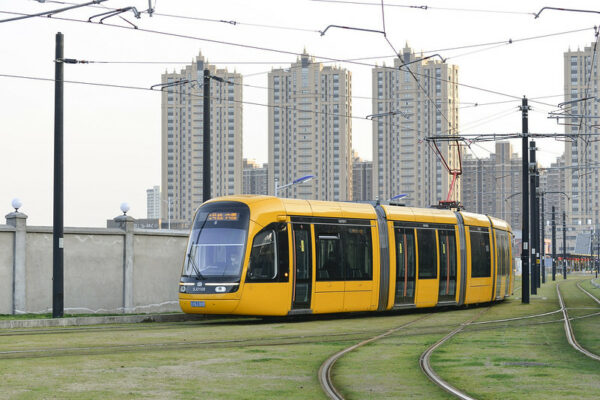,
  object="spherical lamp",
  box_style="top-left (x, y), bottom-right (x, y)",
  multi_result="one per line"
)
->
top-left (120, 202), bottom-right (130, 216)
top-left (11, 198), bottom-right (22, 212)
